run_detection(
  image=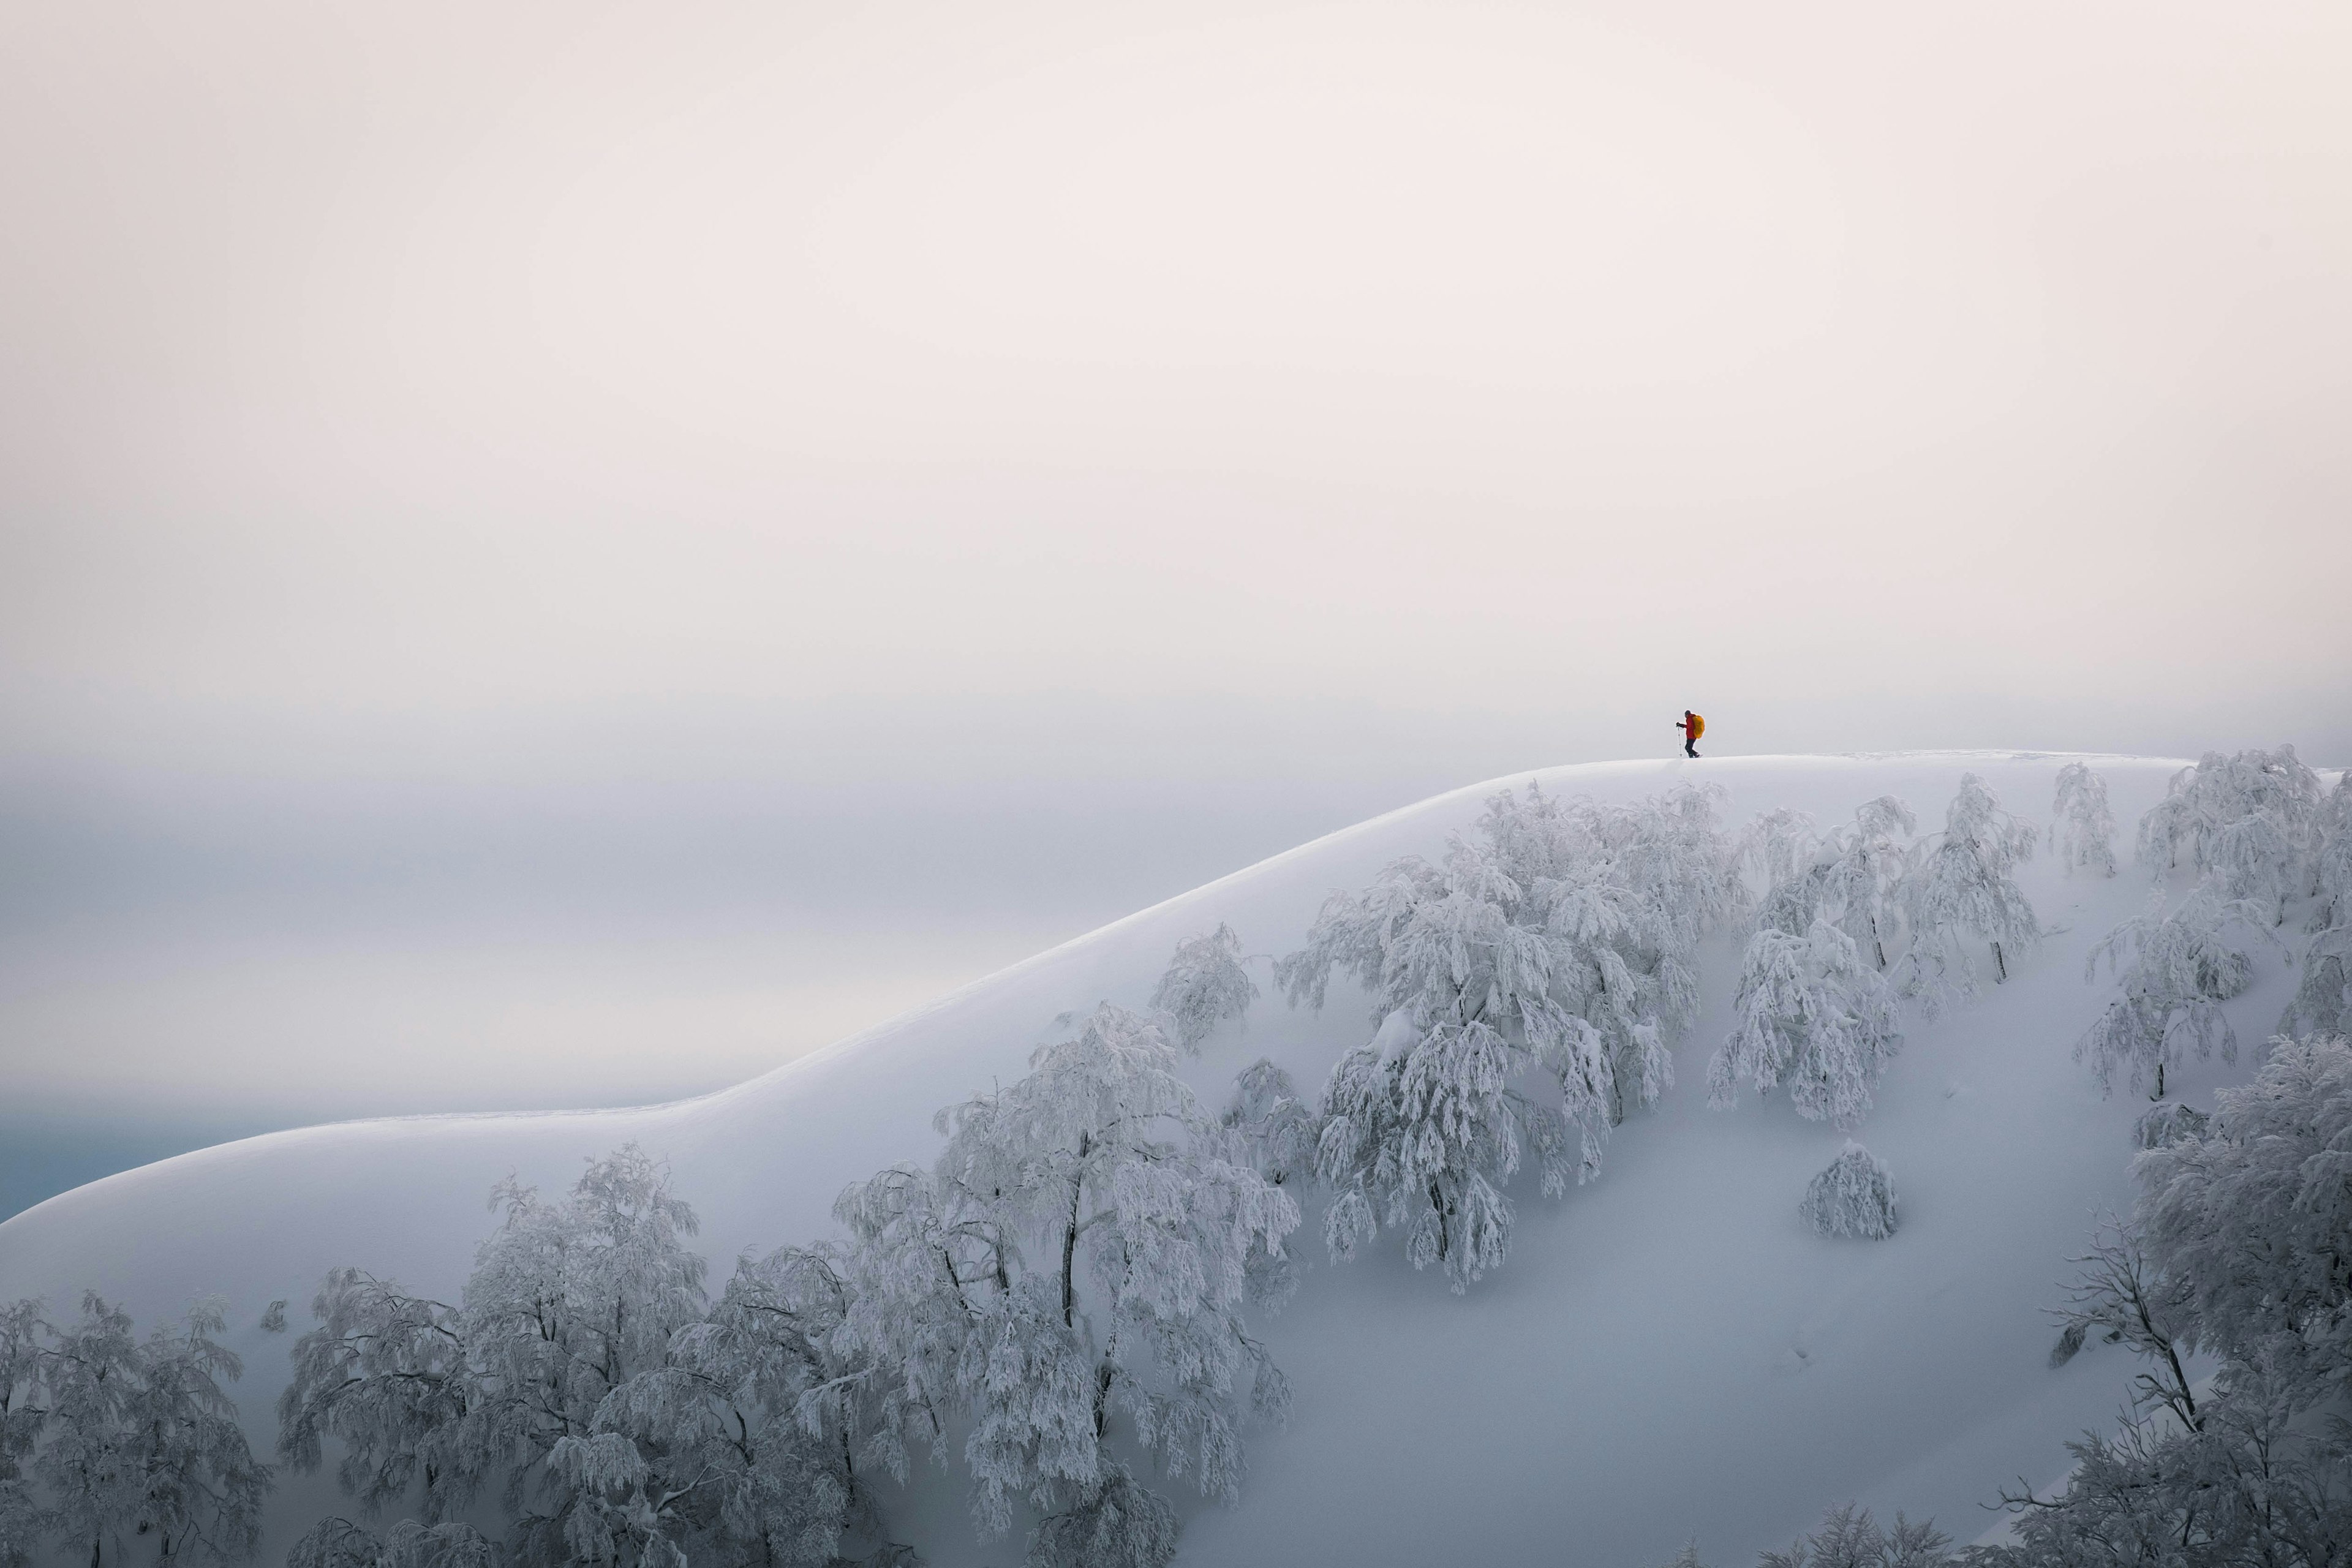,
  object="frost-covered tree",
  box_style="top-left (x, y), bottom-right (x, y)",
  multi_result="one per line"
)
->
top-left (2135, 1035), bottom-right (2352, 1407)
top-left (1758, 1503), bottom-right (1950, 1568)
top-left (466, 1148), bottom-right (709, 1567)
top-left (33, 1294), bottom-right (144, 1568)
top-left (1740, 807), bottom-right (1820, 894)
top-left (1150, 924), bottom-right (1258, 1054)
top-left (847, 1003), bottom-right (1296, 1562)
top-left (1709, 920), bottom-right (1902, 1128)
top-left (281, 1147), bottom-right (791, 1568)
top-left (1800, 1145), bottom-right (1899, 1240)
top-left (573, 1237), bottom-right (912, 1568)
top-left (1218, 1060), bottom-right (1317, 1193)
top-left (2282, 775), bottom-right (2352, 1039)
top-left (0, 1300), bottom-right (43, 1568)
top-left (1985, 1040), bottom-right (2352, 1568)
top-left (1711, 799), bottom-right (1913, 1127)
top-left (2075, 888), bottom-right (2274, 1099)
top-left (285, 1517), bottom-right (499, 1568)
top-left (1816, 797), bottom-right (1918, 971)
top-left (1281, 831), bottom-right (1577, 1289)
top-left (1280, 783), bottom-right (1736, 1288)
top-left (2132, 1099), bottom-right (2210, 1150)
top-left (2045, 1224), bottom-right (2201, 1431)
top-left (125, 1300), bottom-right (273, 1566)
top-left (26, 1293), bottom-right (270, 1568)
top-left (2137, 746), bottom-right (2327, 923)
top-left (1897, 773), bottom-right (2040, 1009)
top-left (2051, 761), bottom-right (2119, 878)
